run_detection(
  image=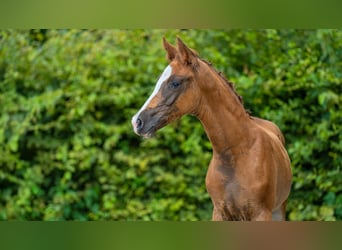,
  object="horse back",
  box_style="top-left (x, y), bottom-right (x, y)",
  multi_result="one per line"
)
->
top-left (251, 116), bottom-right (286, 146)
